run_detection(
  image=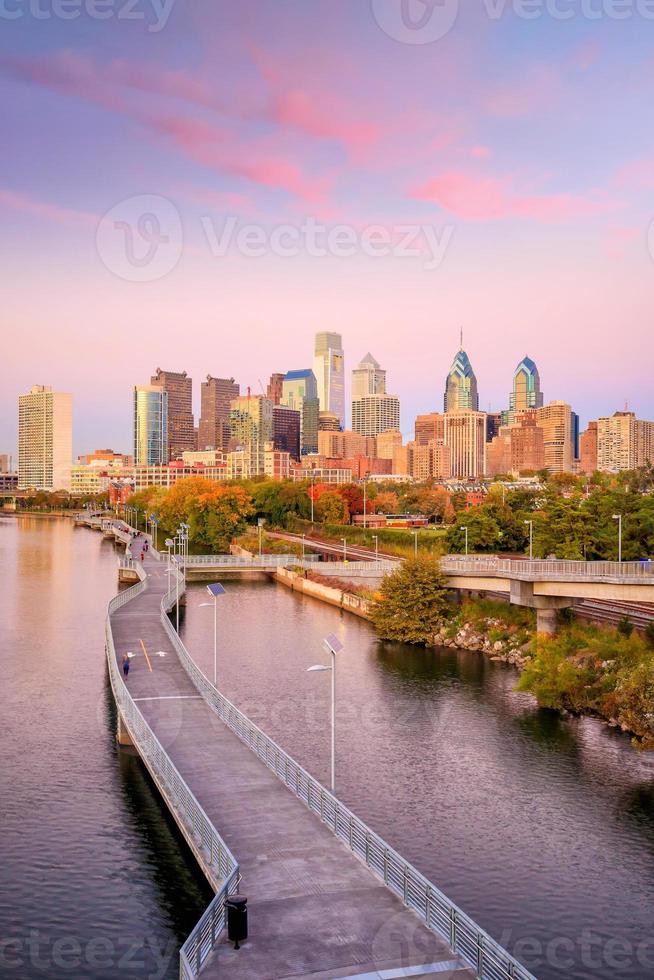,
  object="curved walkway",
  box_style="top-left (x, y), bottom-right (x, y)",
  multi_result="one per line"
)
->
top-left (108, 544), bottom-right (529, 980)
